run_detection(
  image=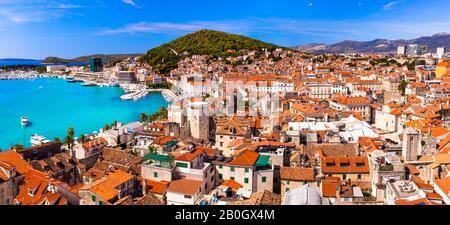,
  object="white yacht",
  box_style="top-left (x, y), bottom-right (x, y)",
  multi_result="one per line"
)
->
top-left (30, 134), bottom-right (51, 146)
top-left (21, 116), bottom-right (29, 127)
